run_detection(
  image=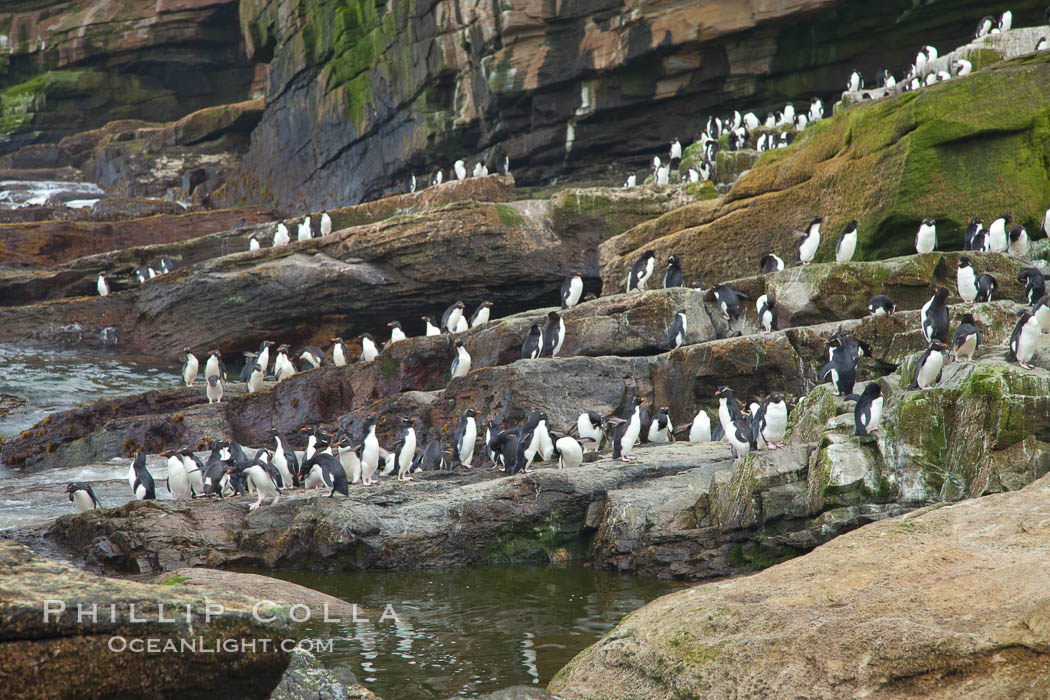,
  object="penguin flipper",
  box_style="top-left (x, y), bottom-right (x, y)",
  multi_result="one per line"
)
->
top-left (843, 393), bottom-right (862, 402)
